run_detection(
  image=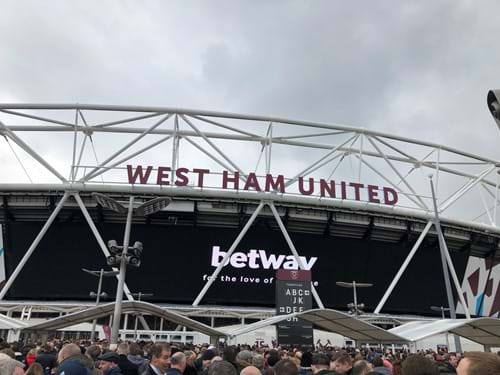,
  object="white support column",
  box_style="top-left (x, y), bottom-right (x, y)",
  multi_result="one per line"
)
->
top-left (268, 202), bottom-right (325, 309)
top-left (266, 123), bottom-right (273, 175)
top-left (374, 220), bottom-right (433, 314)
top-left (0, 192), bottom-right (71, 300)
top-left (139, 315), bottom-right (150, 330)
top-left (73, 193), bottom-right (134, 301)
top-left (124, 313), bottom-right (129, 331)
top-left (70, 109), bottom-right (79, 181)
top-left (495, 167), bottom-right (499, 226)
top-left (358, 134), bottom-right (363, 182)
top-left (171, 115), bottom-right (180, 180)
top-left (192, 201), bottom-right (266, 306)
top-left (440, 234), bottom-right (471, 319)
